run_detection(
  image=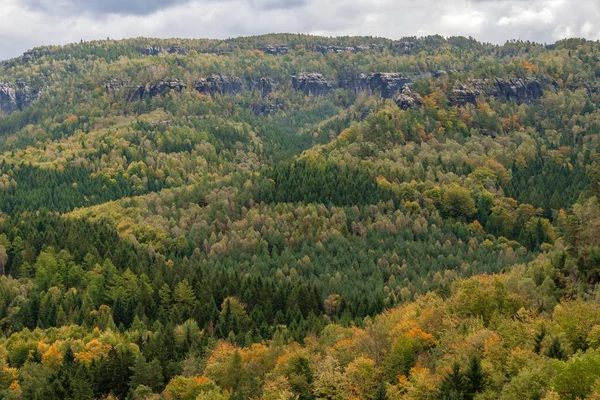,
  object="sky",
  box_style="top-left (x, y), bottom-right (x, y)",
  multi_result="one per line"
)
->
top-left (1, 0), bottom-right (599, 60)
